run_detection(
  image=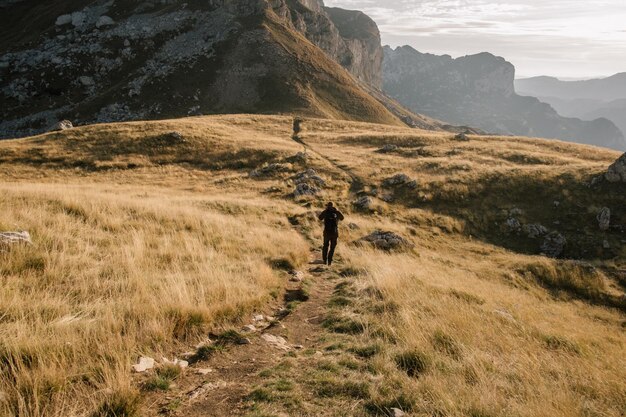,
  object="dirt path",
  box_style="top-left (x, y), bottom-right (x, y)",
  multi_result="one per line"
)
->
top-left (139, 246), bottom-right (343, 417)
